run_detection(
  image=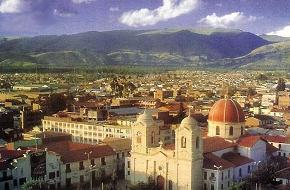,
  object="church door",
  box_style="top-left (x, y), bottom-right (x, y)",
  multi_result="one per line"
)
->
top-left (156, 175), bottom-right (165, 190)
